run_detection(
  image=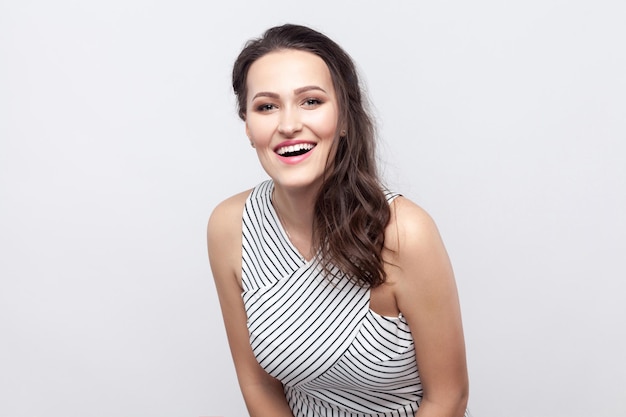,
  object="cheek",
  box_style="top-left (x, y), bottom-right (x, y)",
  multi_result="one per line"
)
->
top-left (246, 116), bottom-right (274, 142)
top-left (308, 109), bottom-right (338, 138)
